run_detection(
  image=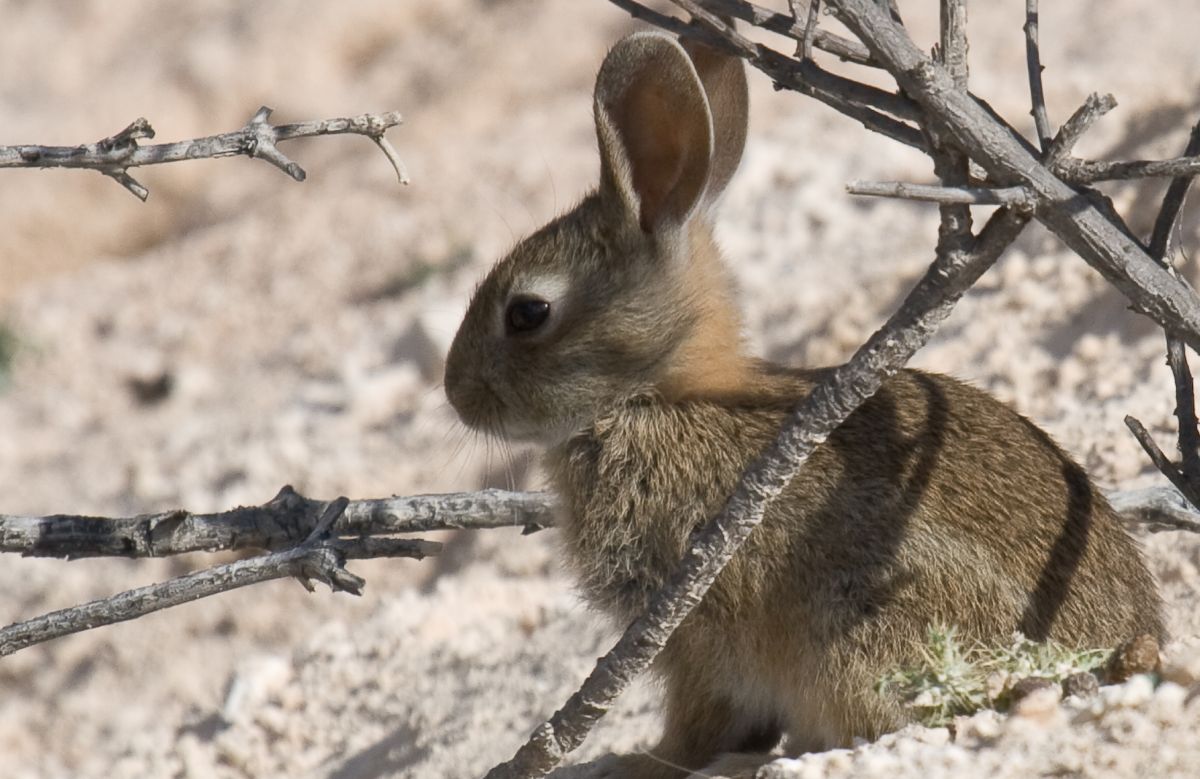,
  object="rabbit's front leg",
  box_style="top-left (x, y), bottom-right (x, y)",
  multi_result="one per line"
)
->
top-left (591, 671), bottom-right (777, 779)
